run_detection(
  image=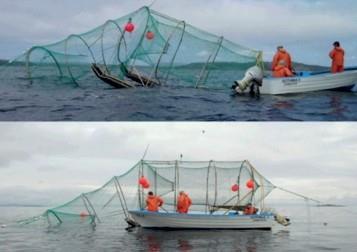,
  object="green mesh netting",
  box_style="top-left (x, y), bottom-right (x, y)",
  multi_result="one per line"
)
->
top-left (32, 160), bottom-right (275, 226)
top-left (3, 6), bottom-right (261, 88)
